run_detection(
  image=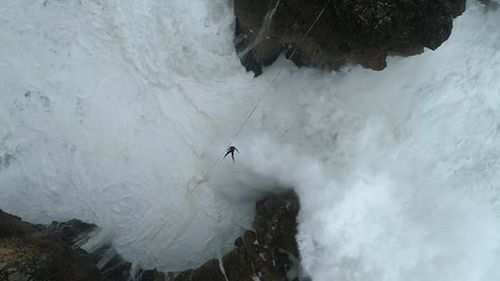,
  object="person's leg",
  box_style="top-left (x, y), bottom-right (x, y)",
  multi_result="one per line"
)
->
top-left (231, 153), bottom-right (235, 163)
